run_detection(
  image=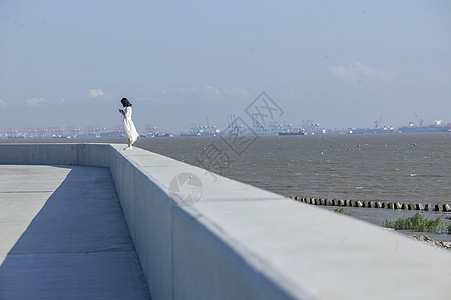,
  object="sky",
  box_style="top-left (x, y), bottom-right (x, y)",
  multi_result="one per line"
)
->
top-left (1, 0), bottom-right (450, 133)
